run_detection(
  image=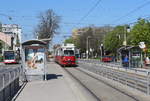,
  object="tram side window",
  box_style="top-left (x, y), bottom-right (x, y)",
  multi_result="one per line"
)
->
top-left (64, 50), bottom-right (74, 56)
